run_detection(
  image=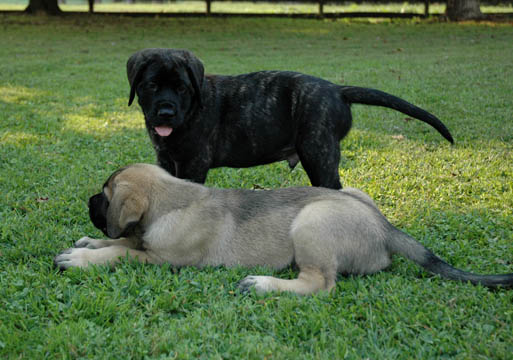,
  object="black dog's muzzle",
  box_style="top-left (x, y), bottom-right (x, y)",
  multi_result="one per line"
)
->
top-left (157, 103), bottom-right (177, 120)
